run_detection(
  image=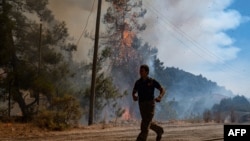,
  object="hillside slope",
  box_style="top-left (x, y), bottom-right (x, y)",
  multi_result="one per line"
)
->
top-left (155, 67), bottom-right (235, 119)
